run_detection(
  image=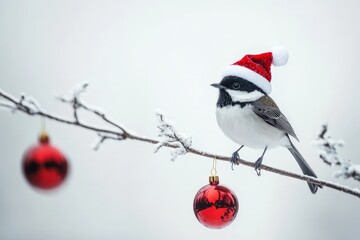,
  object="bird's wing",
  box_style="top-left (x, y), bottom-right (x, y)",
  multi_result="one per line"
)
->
top-left (252, 95), bottom-right (299, 141)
